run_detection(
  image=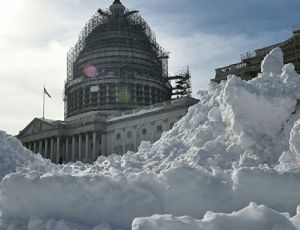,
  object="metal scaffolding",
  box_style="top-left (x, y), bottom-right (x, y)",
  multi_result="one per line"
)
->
top-left (169, 66), bottom-right (192, 98)
top-left (67, 8), bottom-right (170, 83)
top-left (214, 27), bottom-right (300, 82)
top-left (64, 2), bottom-right (192, 118)
top-left (67, 12), bottom-right (108, 82)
